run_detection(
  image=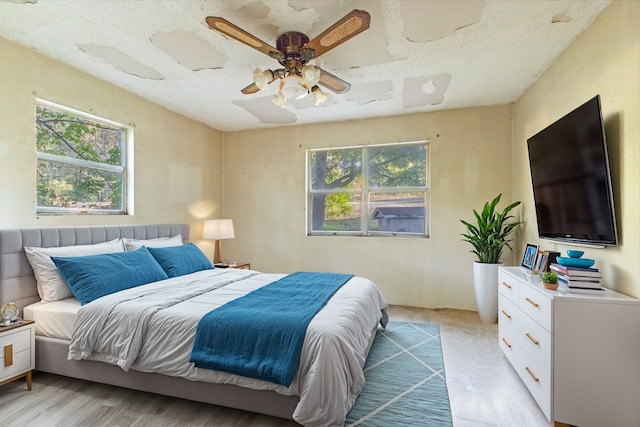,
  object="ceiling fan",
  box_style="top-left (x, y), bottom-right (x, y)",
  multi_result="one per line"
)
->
top-left (205, 9), bottom-right (371, 107)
